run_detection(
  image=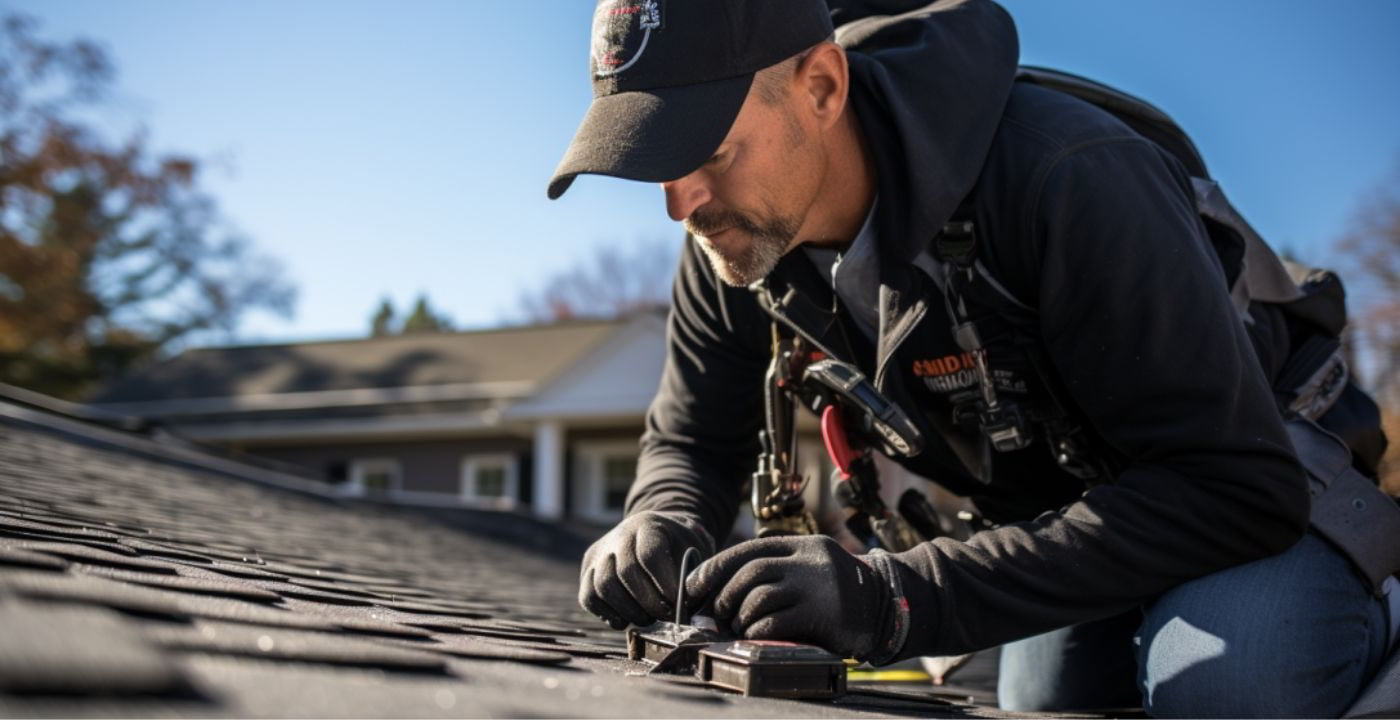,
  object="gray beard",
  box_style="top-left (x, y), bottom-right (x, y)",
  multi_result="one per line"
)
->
top-left (695, 232), bottom-right (789, 287)
top-left (685, 206), bottom-right (798, 287)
